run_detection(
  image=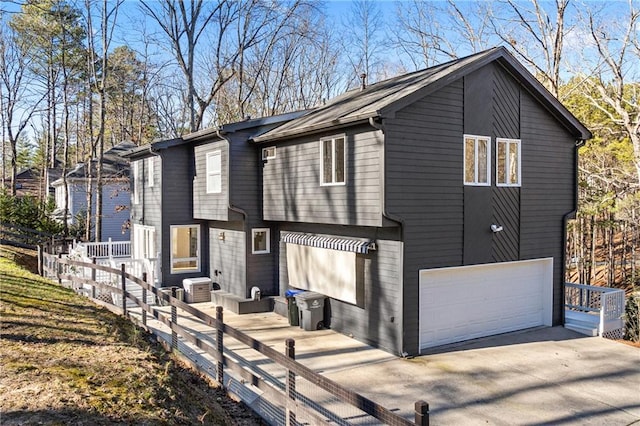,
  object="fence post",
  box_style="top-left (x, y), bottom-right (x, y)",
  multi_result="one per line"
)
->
top-left (91, 257), bottom-right (97, 299)
top-left (285, 338), bottom-right (296, 426)
top-left (216, 306), bottom-right (224, 385)
top-left (37, 245), bottom-right (43, 276)
top-left (108, 237), bottom-right (113, 259)
top-left (57, 253), bottom-right (62, 285)
top-left (171, 287), bottom-right (178, 350)
top-left (142, 272), bottom-right (147, 327)
top-left (120, 263), bottom-right (127, 317)
top-left (415, 400), bottom-right (429, 426)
